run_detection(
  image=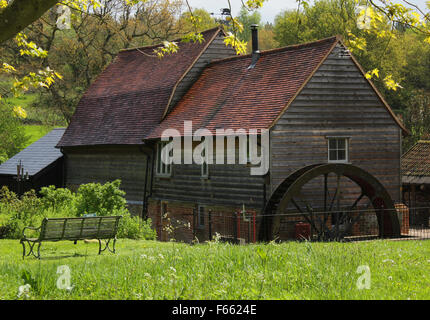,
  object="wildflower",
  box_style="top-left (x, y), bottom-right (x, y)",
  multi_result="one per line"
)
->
top-left (383, 259), bottom-right (395, 264)
top-left (17, 284), bottom-right (31, 299)
top-left (388, 276), bottom-right (393, 281)
top-left (140, 254), bottom-right (147, 259)
top-left (255, 273), bottom-right (265, 281)
top-left (134, 293), bottom-right (143, 299)
top-left (170, 267), bottom-right (176, 273)
top-left (144, 273), bottom-right (151, 278)
top-left (158, 253), bottom-right (164, 260)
